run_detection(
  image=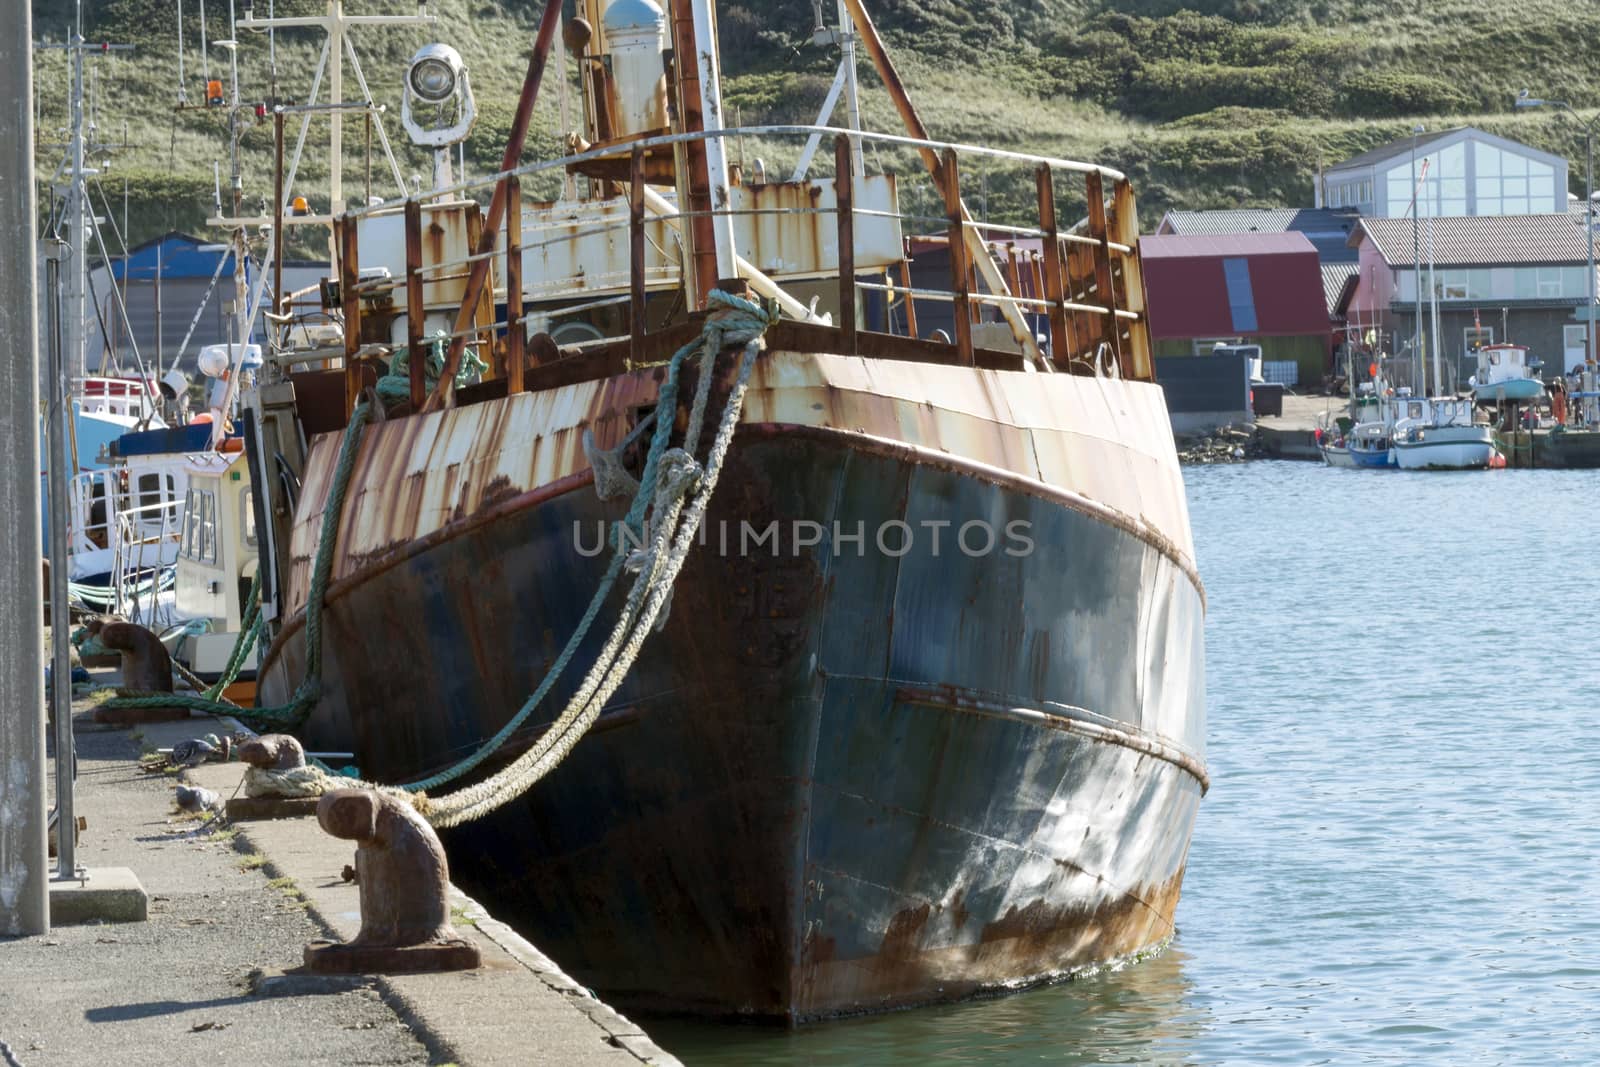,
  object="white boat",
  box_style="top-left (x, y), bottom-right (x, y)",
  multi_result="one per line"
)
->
top-left (1469, 343), bottom-right (1544, 402)
top-left (1315, 413), bottom-right (1357, 467)
top-left (1320, 440), bottom-right (1356, 467)
top-left (1392, 397), bottom-right (1497, 470)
